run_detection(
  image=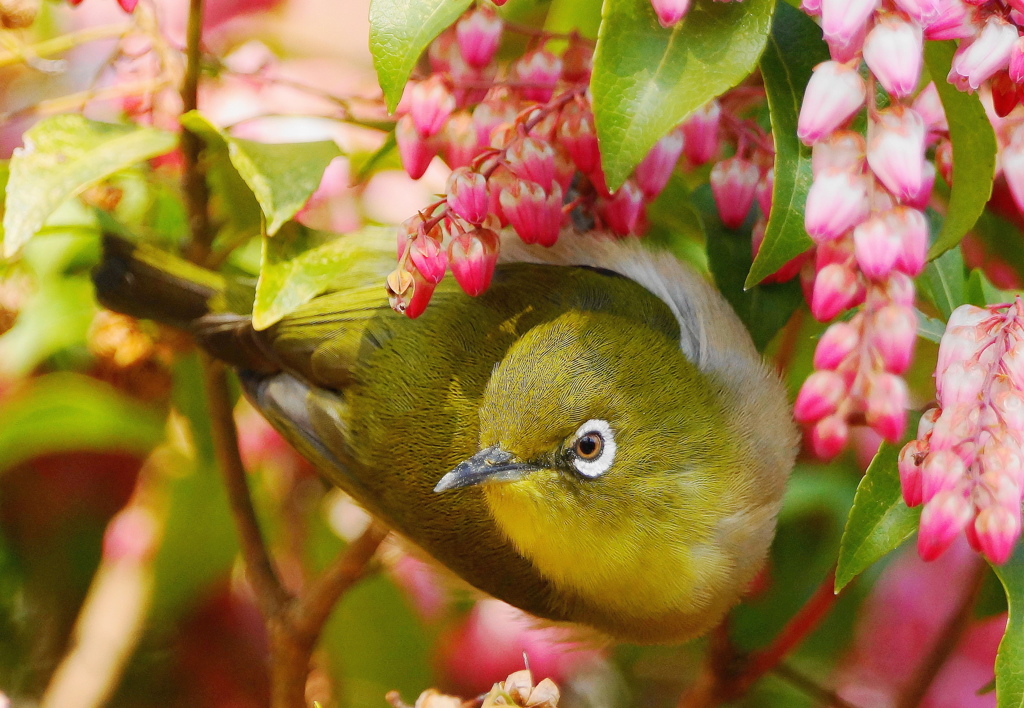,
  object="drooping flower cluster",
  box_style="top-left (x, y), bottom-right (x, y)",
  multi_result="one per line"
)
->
top-left (793, 0), bottom-right (949, 458)
top-left (899, 300), bottom-right (1024, 565)
top-left (387, 7), bottom-right (704, 317)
